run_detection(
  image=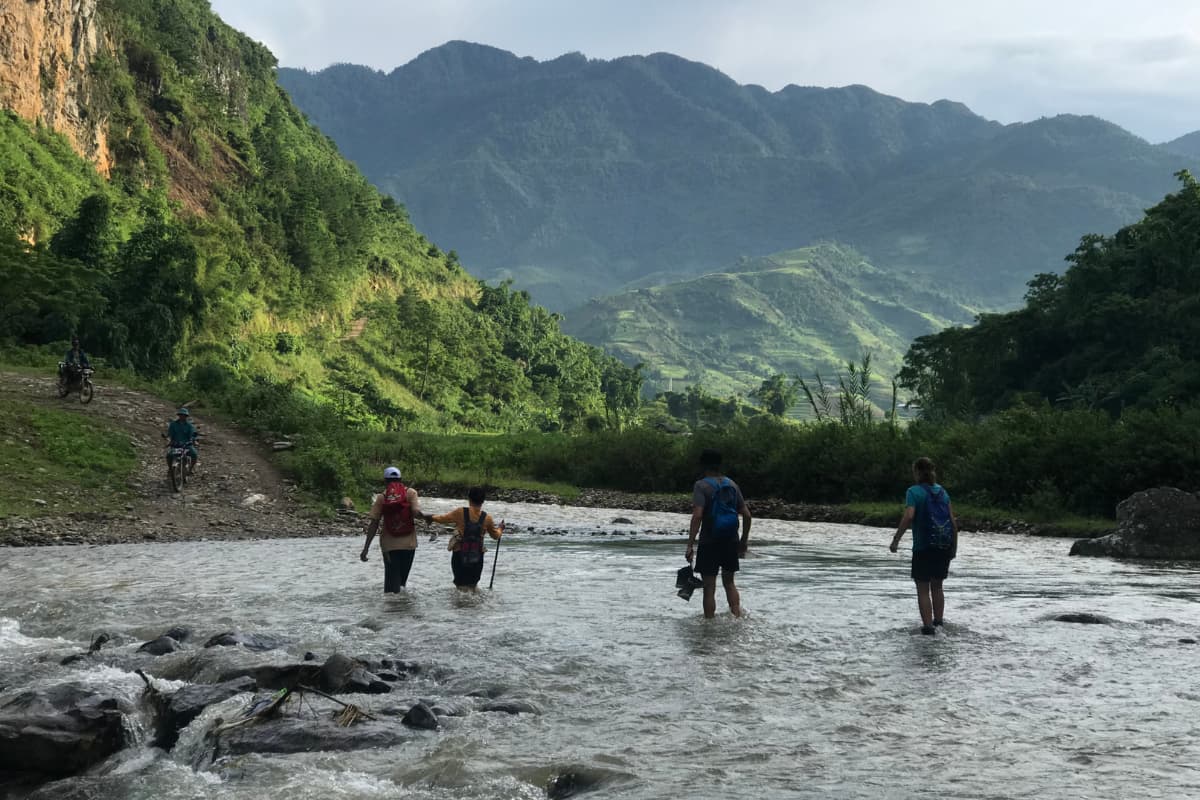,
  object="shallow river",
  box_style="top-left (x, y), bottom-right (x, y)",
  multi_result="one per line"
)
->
top-left (2, 500), bottom-right (1199, 799)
